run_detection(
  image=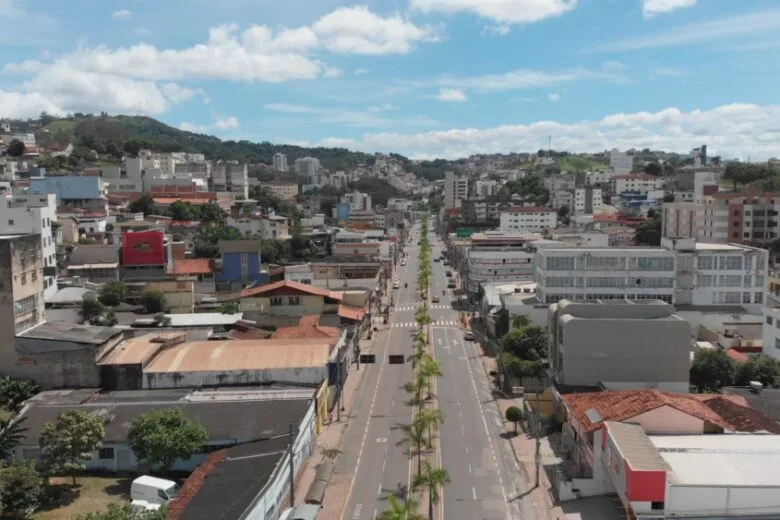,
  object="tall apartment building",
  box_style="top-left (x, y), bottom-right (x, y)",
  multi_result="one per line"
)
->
top-left (444, 171), bottom-right (469, 209)
top-left (294, 157), bottom-right (320, 177)
top-left (212, 162), bottom-right (249, 199)
top-left (0, 194), bottom-right (57, 299)
top-left (548, 175), bottom-right (576, 211)
top-left (574, 187), bottom-right (603, 214)
top-left (534, 238), bottom-right (767, 308)
top-left (475, 179), bottom-right (501, 197)
top-left (661, 202), bottom-right (699, 240)
top-left (341, 191), bottom-right (372, 212)
top-left (690, 145), bottom-right (707, 167)
top-left (611, 174), bottom-right (665, 194)
top-left (263, 181), bottom-right (299, 201)
top-left (273, 153), bottom-right (288, 172)
top-left (499, 207), bottom-right (557, 234)
top-left (609, 149), bottom-right (633, 175)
